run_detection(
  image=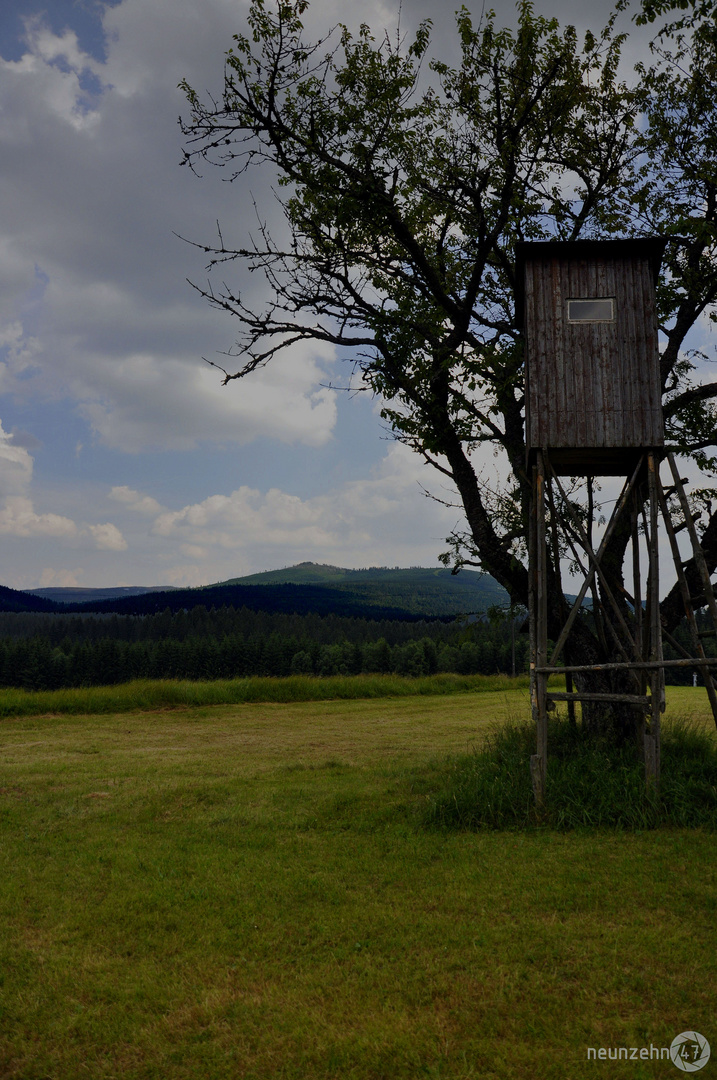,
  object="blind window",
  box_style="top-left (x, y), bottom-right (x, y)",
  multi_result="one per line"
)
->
top-left (567, 298), bottom-right (615, 323)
